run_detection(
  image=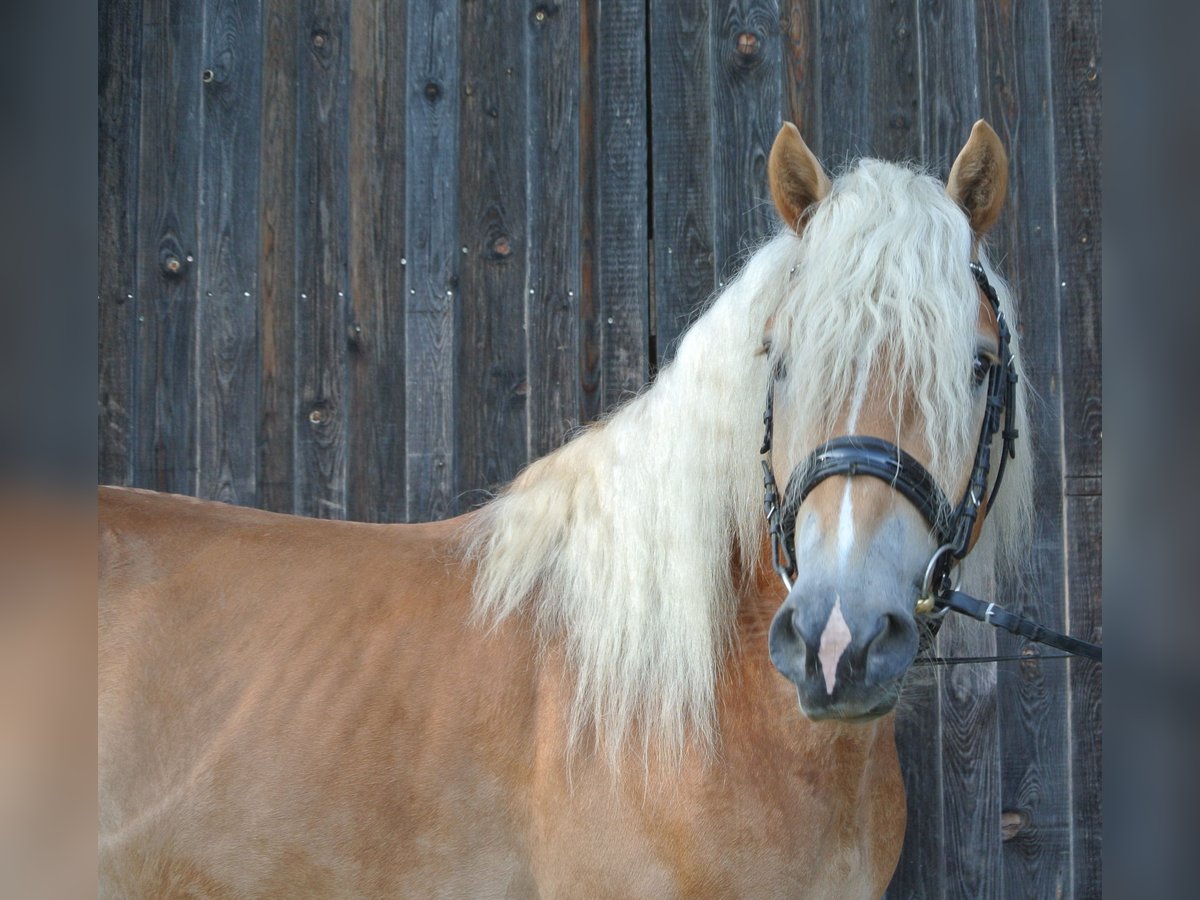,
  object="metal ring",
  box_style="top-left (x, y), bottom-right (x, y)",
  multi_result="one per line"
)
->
top-left (918, 543), bottom-right (959, 608)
